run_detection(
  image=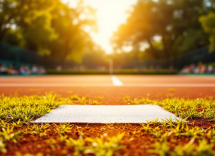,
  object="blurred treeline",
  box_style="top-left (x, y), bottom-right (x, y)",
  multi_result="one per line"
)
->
top-left (1, 0), bottom-right (215, 69)
top-left (0, 0), bottom-right (108, 68)
top-left (111, 0), bottom-right (215, 68)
